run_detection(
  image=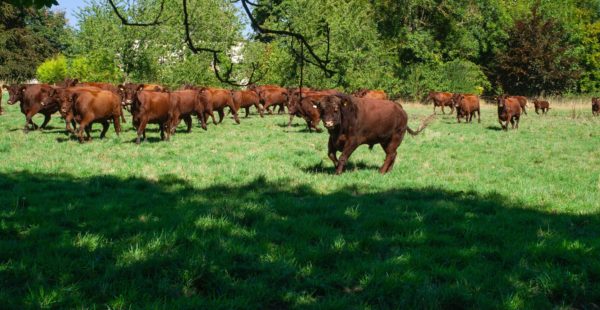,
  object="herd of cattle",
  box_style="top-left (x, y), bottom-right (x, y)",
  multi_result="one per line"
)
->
top-left (0, 81), bottom-right (598, 174)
